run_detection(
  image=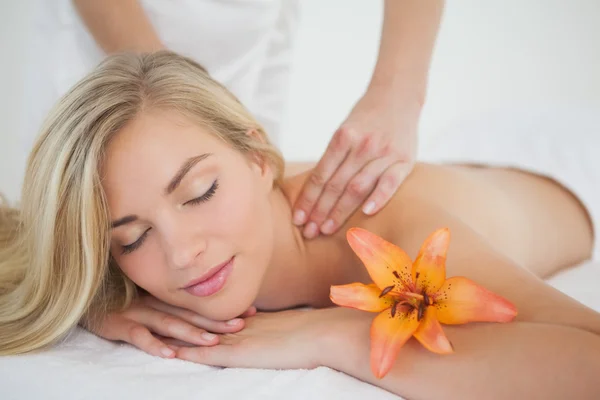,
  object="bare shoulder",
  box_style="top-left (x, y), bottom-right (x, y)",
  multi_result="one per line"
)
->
top-left (283, 161), bottom-right (316, 178)
top-left (279, 162), bottom-right (453, 243)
